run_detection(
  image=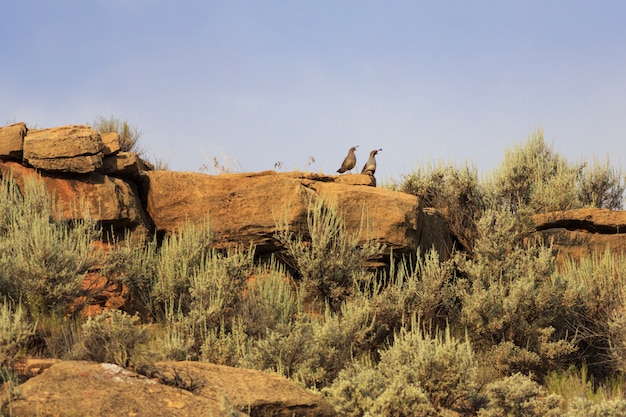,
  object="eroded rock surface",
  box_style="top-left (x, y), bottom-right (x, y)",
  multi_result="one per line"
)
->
top-left (144, 170), bottom-right (447, 256)
top-left (534, 208), bottom-right (626, 263)
top-left (9, 360), bottom-right (335, 417)
top-left (23, 125), bottom-right (105, 173)
top-left (0, 122), bottom-right (27, 159)
top-left (0, 161), bottom-right (150, 238)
